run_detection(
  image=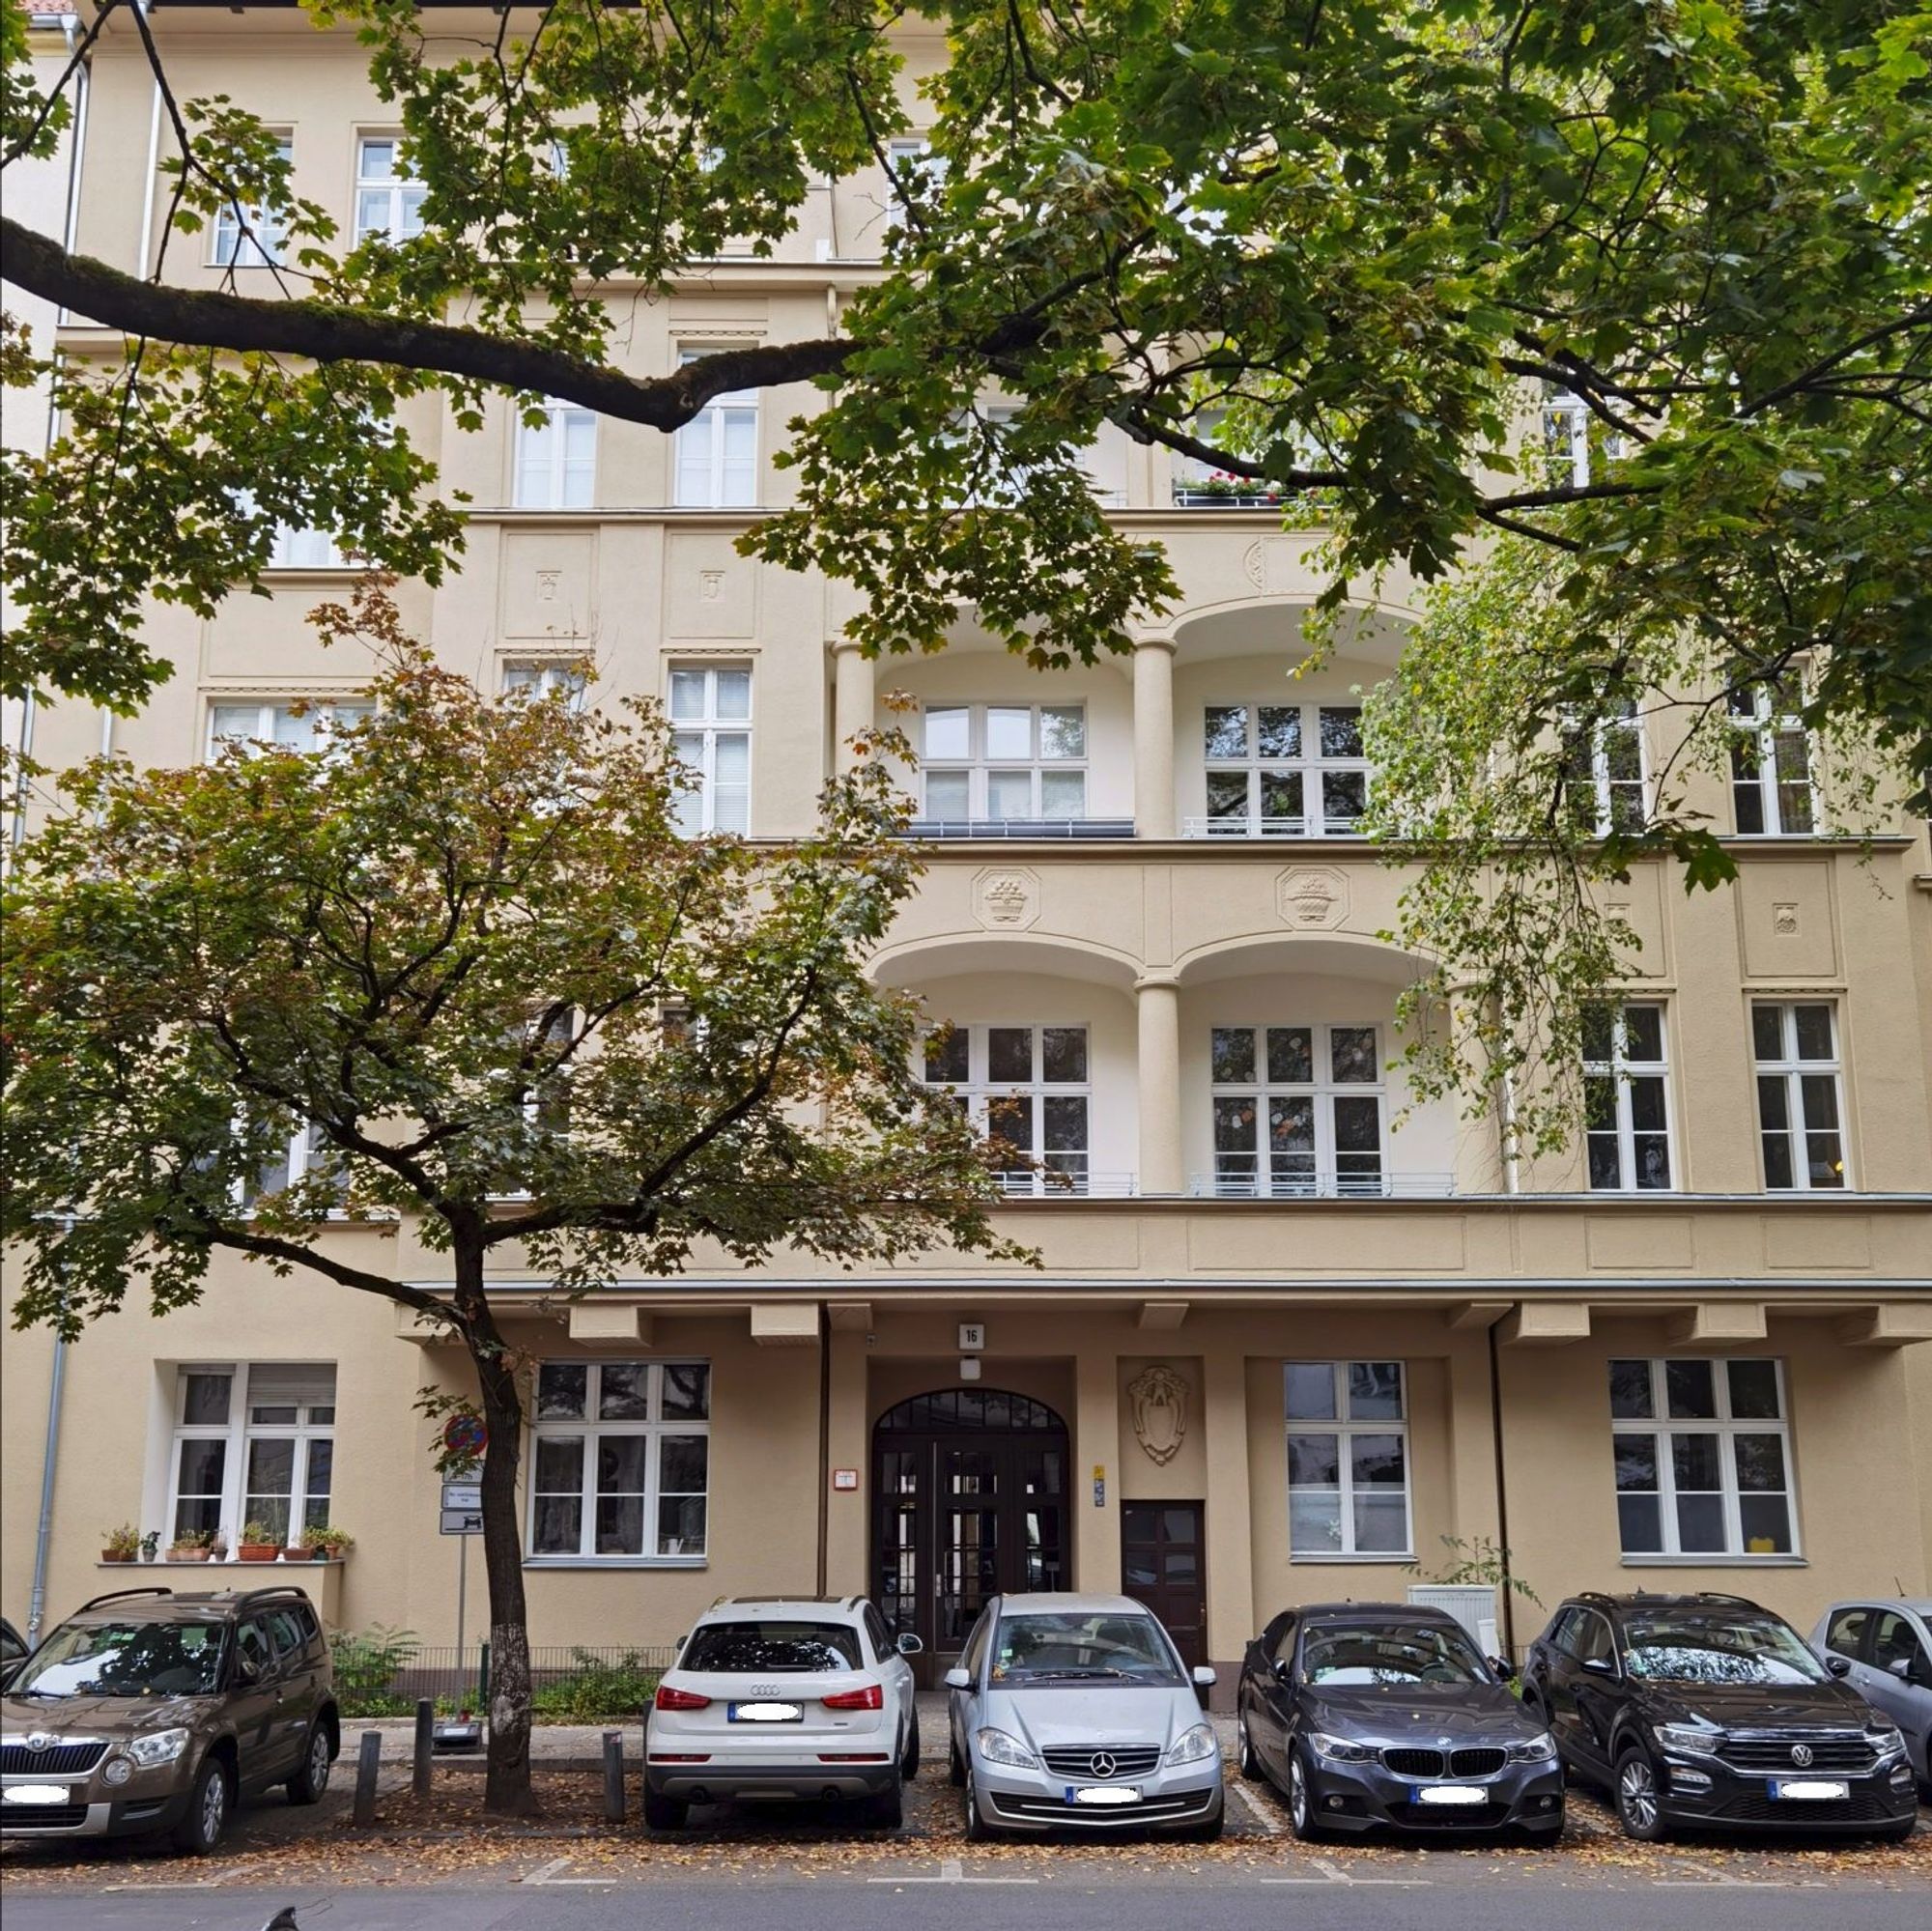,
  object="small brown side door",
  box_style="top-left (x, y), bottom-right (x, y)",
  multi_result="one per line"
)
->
top-left (1122, 1502), bottom-right (1207, 1668)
